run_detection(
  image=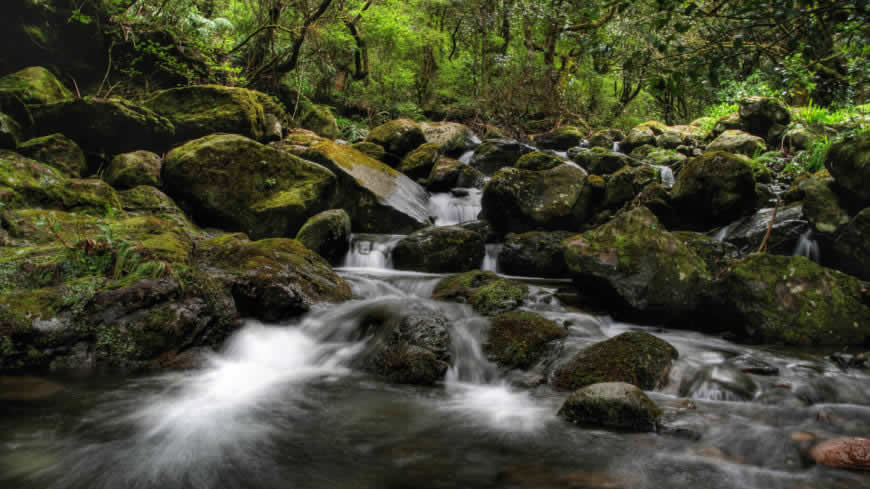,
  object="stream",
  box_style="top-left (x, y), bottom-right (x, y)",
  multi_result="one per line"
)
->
top-left (1, 143), bottom-right (868, 489)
